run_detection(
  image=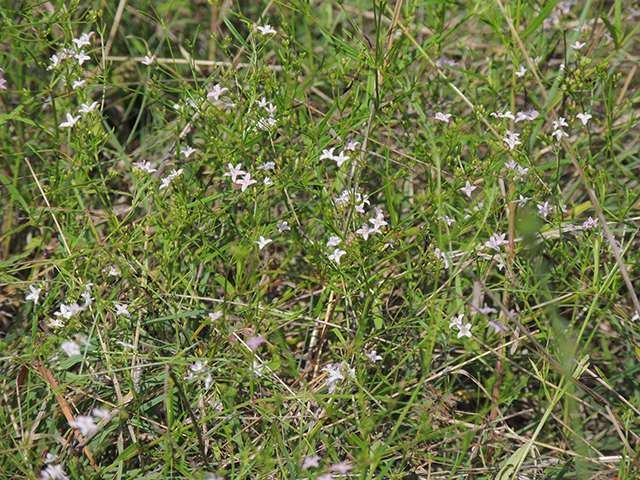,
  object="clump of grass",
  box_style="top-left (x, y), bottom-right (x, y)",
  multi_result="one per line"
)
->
top-left (1, 0), bottom-right (640, 479)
